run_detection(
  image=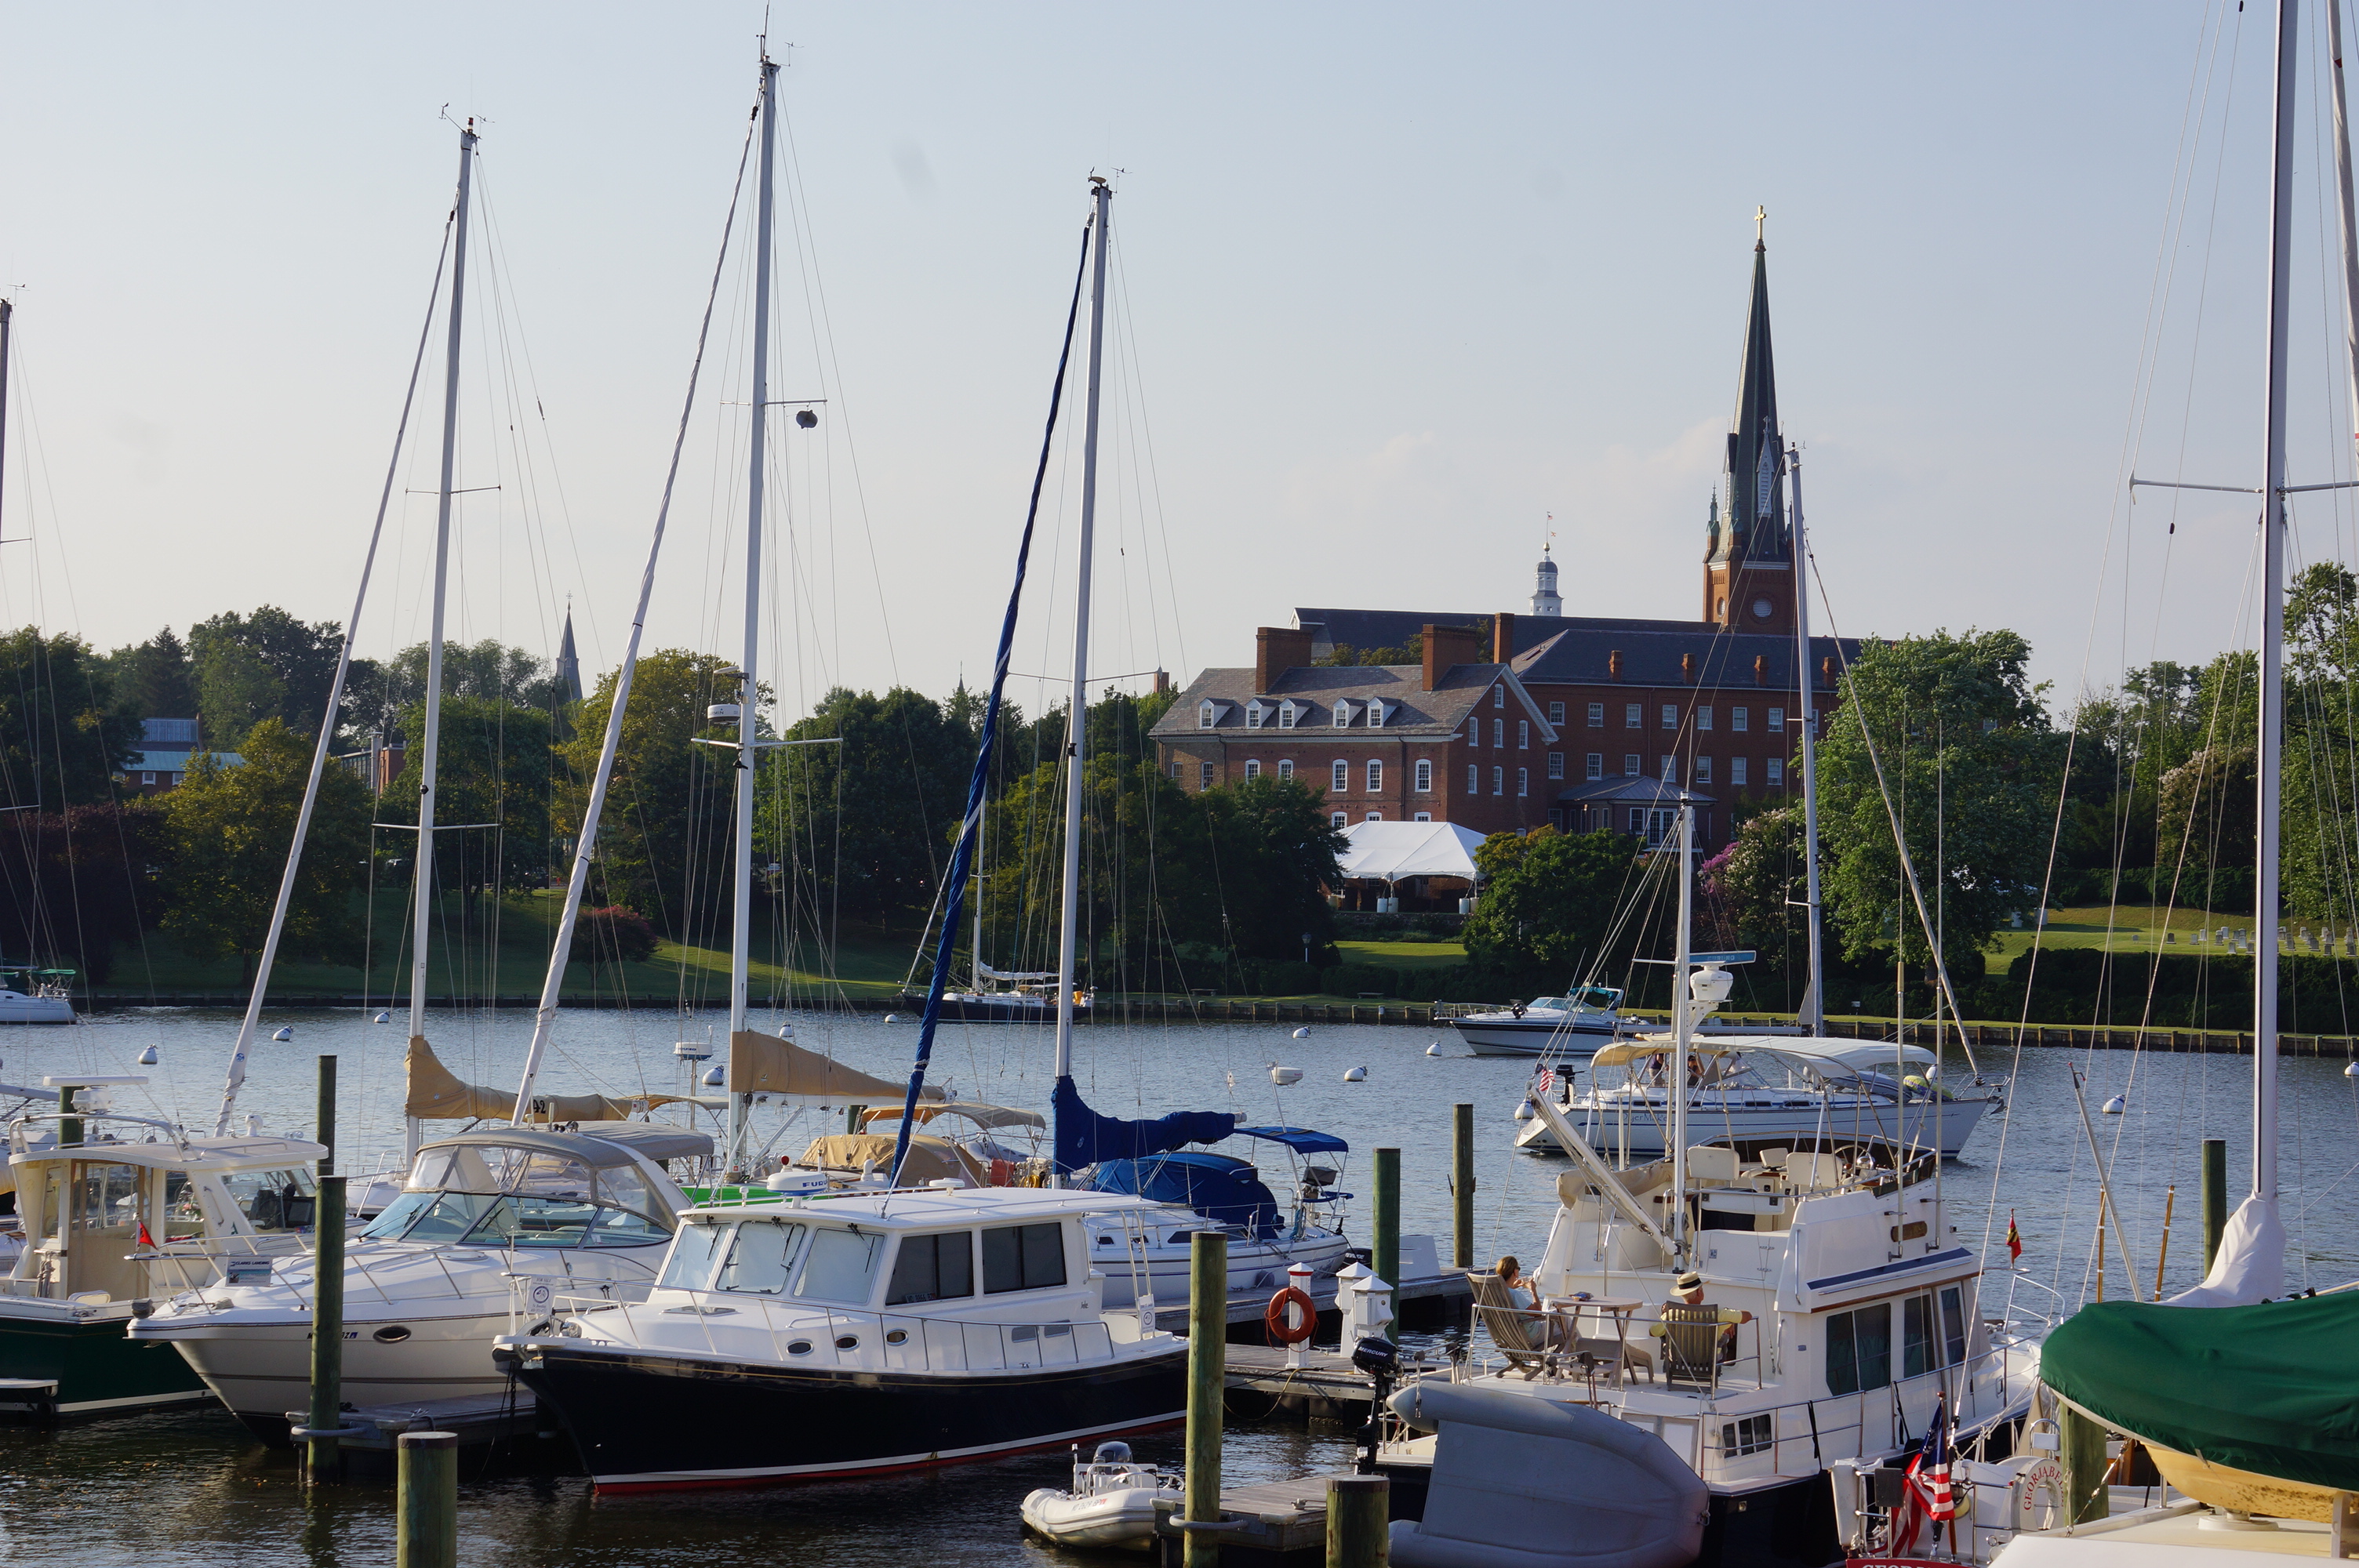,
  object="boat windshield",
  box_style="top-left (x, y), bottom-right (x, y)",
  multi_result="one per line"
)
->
top-left (220, 1167), bottom-right (318, 1232)
top-left (657, 1219), bottom-right (884, 1302)
top-left (360, 1142), bottom-right (672, 1247)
